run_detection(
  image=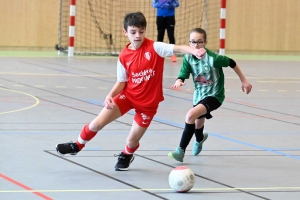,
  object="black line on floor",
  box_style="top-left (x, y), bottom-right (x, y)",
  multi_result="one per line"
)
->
top-left (164, 90), bottom-right (300, 119)
top-left (44, 151), bottom-right (168, 200)
top-left (44, 155), bottom-right (300, 157)
top-left (21, 61), bottom-right (115, 84)
top-left (0, 81), bottom-right (182, 129)
top-left (1, 61), bottom-right (295, 200)
top-left (225, 100), bottom-right (300, 118)
top-left (2, 63), bottom-right (300, 127)
top-left (44, 149), bottom-right (300, 152)
top-left (221, 107), bottom-right (300, 126)
top-left (45, 150), bottom-right (270, 199)
top-left (7, 60), bottom-right (300, 122)
top-left (164, 93), bottom-right (300, 126)
top-left (136, 154), bottom-right (271, 200)
top-left (44, 150), bottom-right (300, 157)
top-left (156, 190), bottom-right (300, 194)
top-left (44, 61), bottom-right (116, 78)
